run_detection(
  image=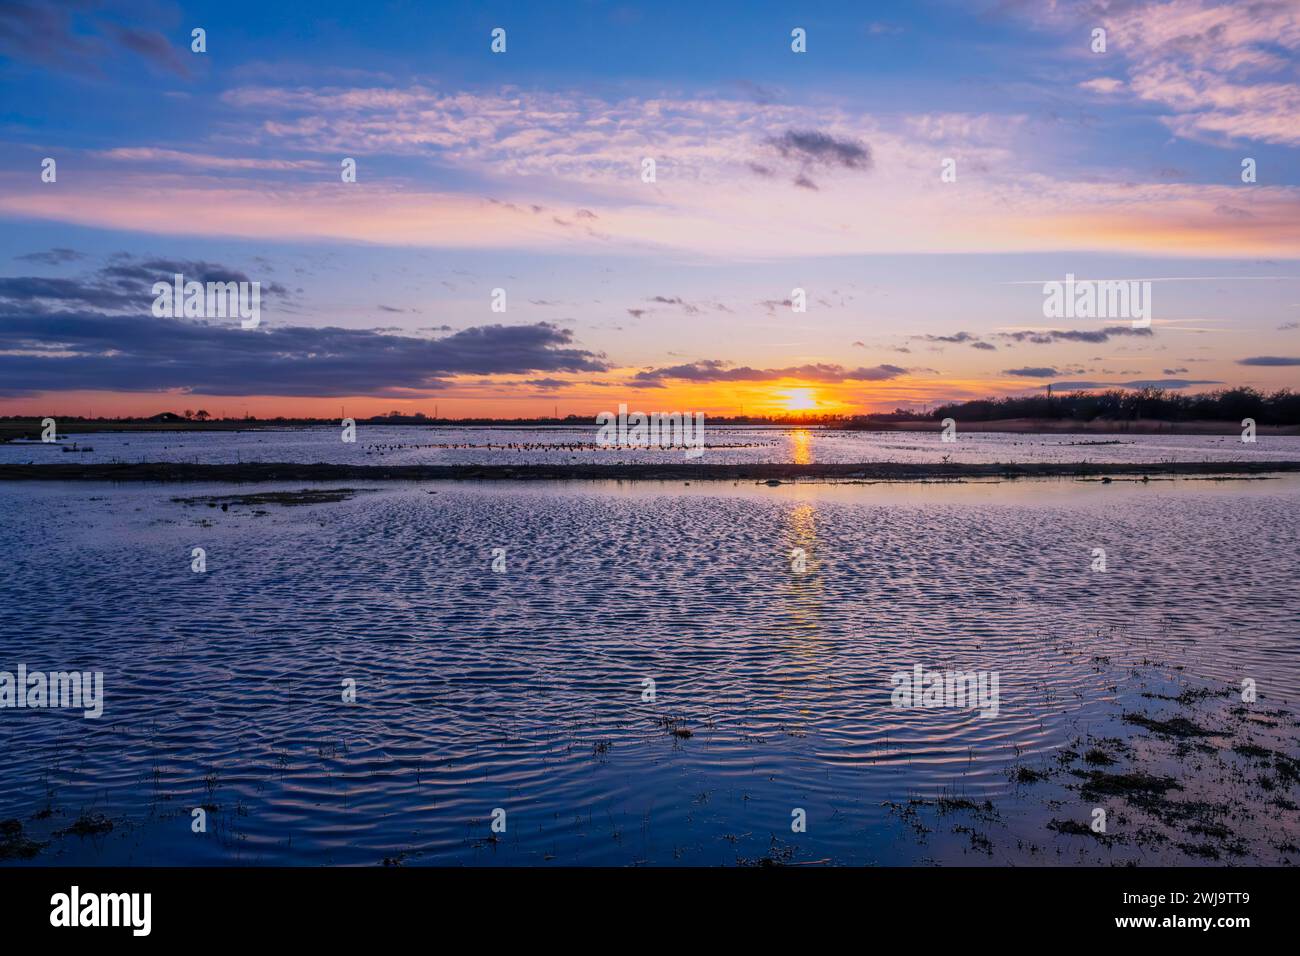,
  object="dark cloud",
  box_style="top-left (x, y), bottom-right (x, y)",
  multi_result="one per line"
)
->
top-left (911, 332), bottom-right (997, 351)
top-left (105, 25), bottom-right (188, 77)
top-left (0, 4), bottom-right (189, 77)
top-left (520, 378), bottom-right (568, 390)
top-left (0, 275), bottom-right (140, 311)
top-left (16, 248), bottom-right (86, 266)
top-left (914, 331), bottom-right (983, 345)
top-left (0, 256), bottom-right (291, 313)
top-left (100, 256), bottom-right (290, 296)
top-left (1004, 367), bottom-right (1060, 378)
top-left (0, 2), bottom-right (99, 72)
top-left (766, 130), bottom-right (872, 170)
top-left (792, 174), bottom-right (819, 190)
top-left (997, 326), bottom-right (1154, 345)
top-left (631, 360), bottom-right (907, 386)
top-left (1238, 356), bottom-right (1300, 366)
top-left (1051, 379), bottom-right (1223, 390)
top-left (0, 300), bottom-right (609, 396)
top-left (647, 295), bottom-right (700, 314)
